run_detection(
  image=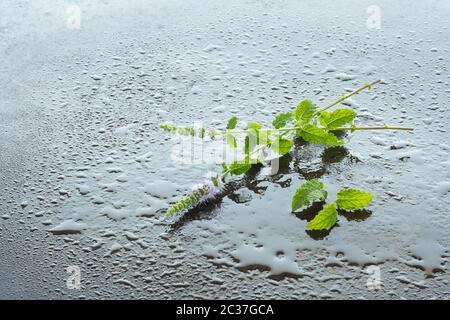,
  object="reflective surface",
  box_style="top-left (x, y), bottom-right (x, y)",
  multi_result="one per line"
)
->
top-left (0, 0), bottom-right (449, 299)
